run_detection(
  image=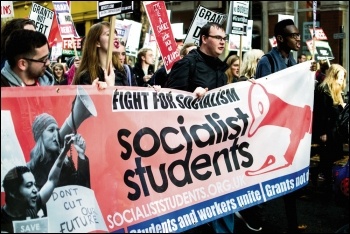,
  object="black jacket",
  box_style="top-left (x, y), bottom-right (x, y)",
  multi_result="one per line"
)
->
top-left (132, 62), bottom-right (154, 87)
top-left (165, 49), bottom-right (228, 92)
top-left (76, 66), bottom-right (129, 86)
